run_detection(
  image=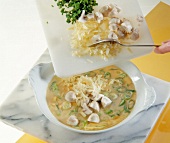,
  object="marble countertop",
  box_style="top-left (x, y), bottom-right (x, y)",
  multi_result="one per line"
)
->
top-left (0, 50), bottom-right (170, 143)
